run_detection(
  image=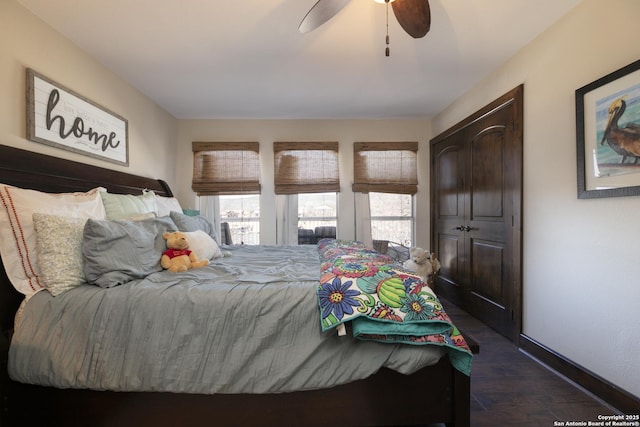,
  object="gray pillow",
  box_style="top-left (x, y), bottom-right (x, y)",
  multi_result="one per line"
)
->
top-left (170, 211), bottom-right (219, 244)
top-left (83, 216), bottom-right (177, 288)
